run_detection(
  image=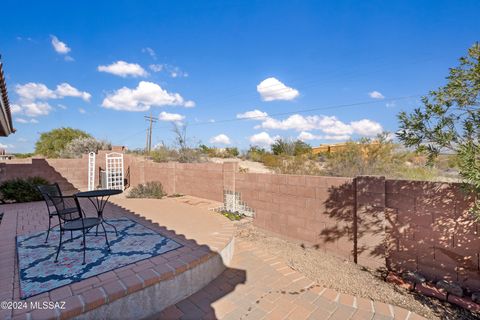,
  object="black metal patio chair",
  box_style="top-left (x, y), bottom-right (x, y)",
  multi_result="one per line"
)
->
top-left (48, 194), bottom-right (110, 265)
top-left (36, 183), bottom-right (68, 243)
